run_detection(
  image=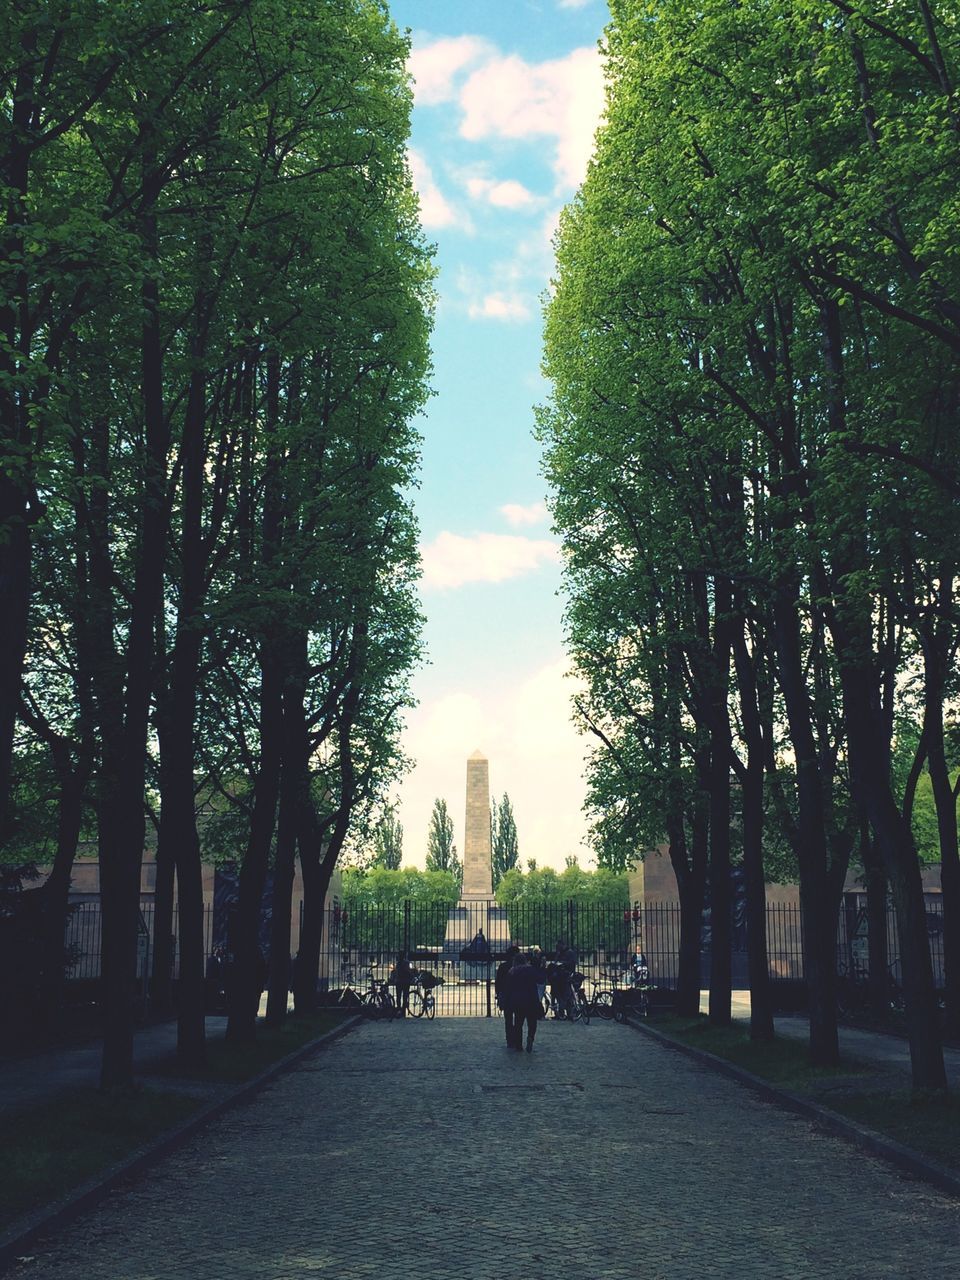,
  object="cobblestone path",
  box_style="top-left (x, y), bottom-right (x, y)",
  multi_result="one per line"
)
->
top-left (11, 1019), bottom-right (960, 1279)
